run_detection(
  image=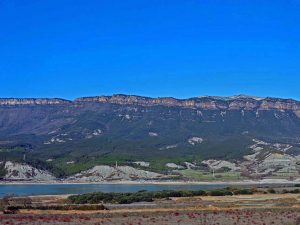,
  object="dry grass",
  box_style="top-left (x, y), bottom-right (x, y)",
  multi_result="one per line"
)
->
top-left (2, 194), bottom-right (300, 224)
